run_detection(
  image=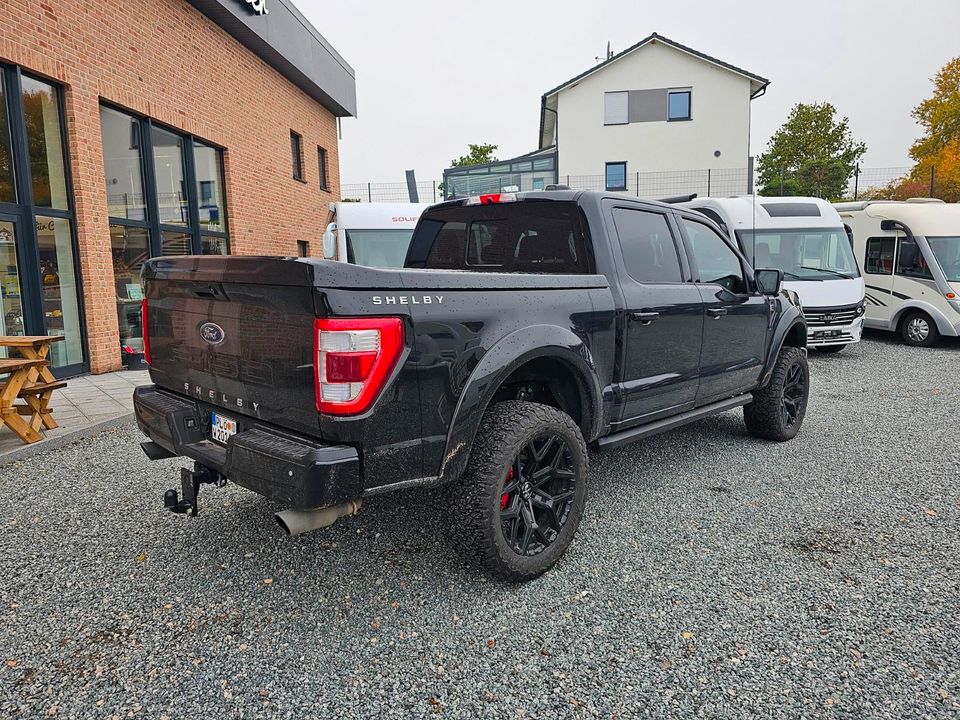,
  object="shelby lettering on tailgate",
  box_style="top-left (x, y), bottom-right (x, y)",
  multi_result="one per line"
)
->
top-left (372, 295), bottom-right (443, 305)
top-left (184, 382), bottom-right (260, 414)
